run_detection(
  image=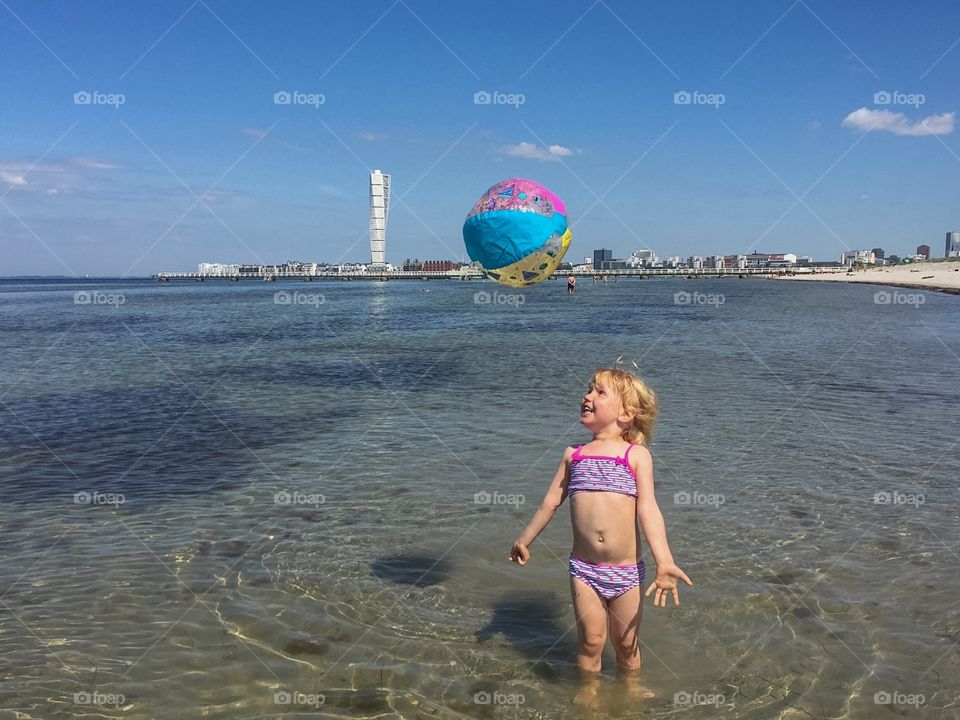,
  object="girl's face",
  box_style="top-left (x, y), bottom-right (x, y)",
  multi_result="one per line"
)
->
top-left (580, 377), bottom-right (626, 430)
